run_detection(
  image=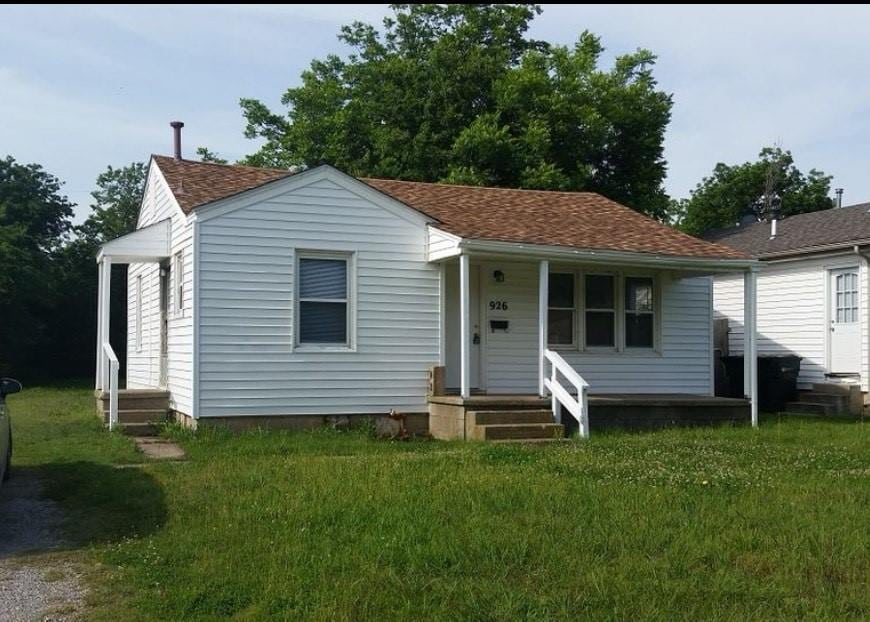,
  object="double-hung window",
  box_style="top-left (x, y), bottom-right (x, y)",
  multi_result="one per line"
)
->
top-left (585, 274), bottom-right (616, 348)
top-left (548, 273), bottom-right (576, 346)
top-left (297, 254), bottom-right (351, 347)
top-left (625, 276), bottom-right (655, 349)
